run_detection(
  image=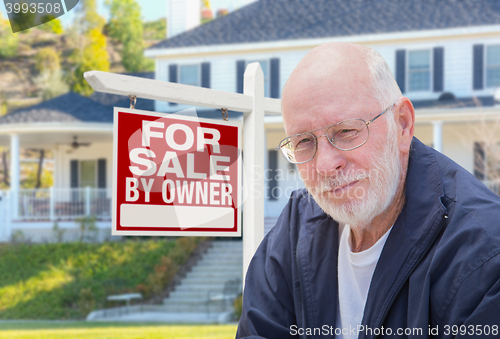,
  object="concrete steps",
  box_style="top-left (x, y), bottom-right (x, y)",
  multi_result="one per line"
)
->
top-left (162, 240), bottom-right (243, 315)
